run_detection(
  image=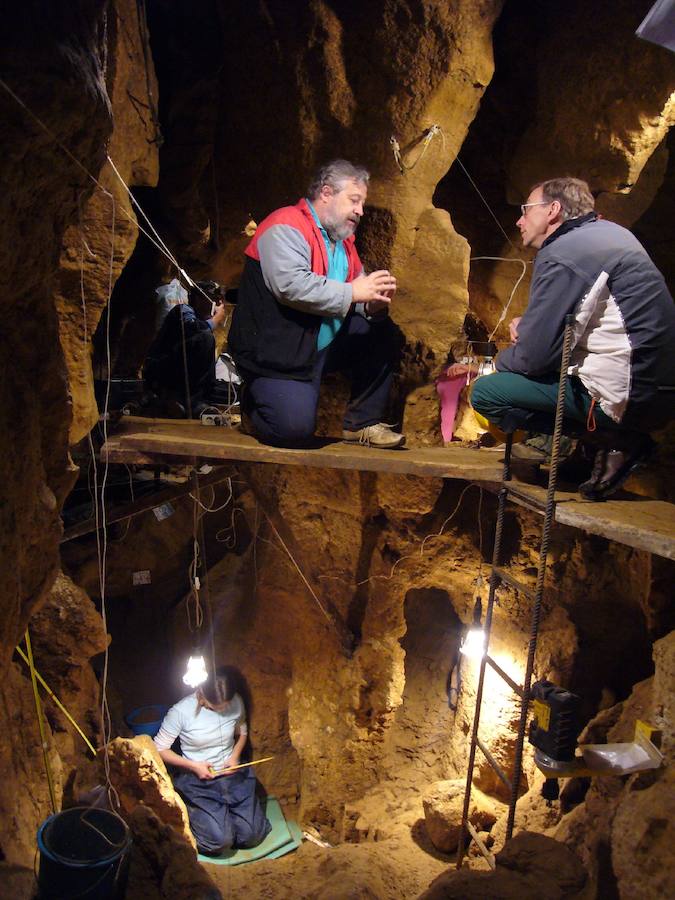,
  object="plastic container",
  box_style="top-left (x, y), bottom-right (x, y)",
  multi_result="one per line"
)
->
top-left (37, 806), bottom-right (132, 899)
top-left (124, 704), bottom-right (169, 738)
